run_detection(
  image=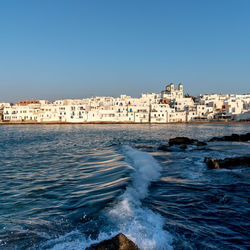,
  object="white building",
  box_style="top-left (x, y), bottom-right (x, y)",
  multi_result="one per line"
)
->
top-left (2, 84), bottom-right (249, 123)
top-left (161, 83), bottom-right (183, 100)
